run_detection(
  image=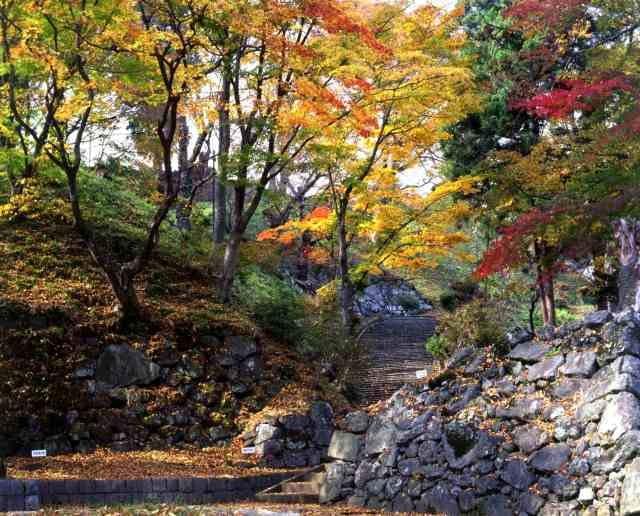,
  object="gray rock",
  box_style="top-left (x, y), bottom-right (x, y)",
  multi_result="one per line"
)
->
top-left (310, 401), bottom-right (334, 429)
top-left (364, 417), bottom-right (396, 456)
top-left (529, 444), bottom-right (571, 472)
top-left (479, 494), bottom-right (511, 516)
top-left (327, 431), bottom-right (361, 462)
top-left (582, 366), bottom-right (640, 404)
top-left (539, 501), bottom-right (579, 516)
top-left (444, 427), bottom-right (497, 470)
top-left (576, 398), bottom-right (607, 423)
top-left (227, 336), bottom-right (258, 359)
top-left (621, 472), bottom-right (640, 515)
top-left (578, 486), bottom-right (594, 503)
top-left (602, 322), bottom-right (640, 359)
top-left (598, 392), bottom-right (640, 439)
top-left (319, 462), bottom-right (344, 503)
top-left (501, 459), bottom-right (535, 490)
top-left (552, 377), bottom-right (586, 399)
top-left (255, 423), bottom-right (281, 444)
top-left (278, 414), bottom-right (309, 433)
top-left (519, 492), bottom-right (545, 514)
top-left (496, 398), bottom-right (544, 421)
top-left (509, 342), bottom-right (552, 363)
top-left (95, 344), bottom-right (161, 387)
top-left (560, 351), bottom-right (598, 377)
top-left (343, 411), bottom-right (369, 433)
top-left (584, 310), bottom-right (612, 328)
top-left (392, 492), bottom-right (414, 512)
top-left (398, 458), bottom-right (422, 476)
top-left (507, 328), bottom-right (534, 347)
top-left (423, 485), bottom-right (461, 516)
top-left (385, 476), bottom-right (404, 498)
top-left (513, 425), bottom-right (549, 454)
top-left (354, 460), bottom-right (383, 488)
top-left (527, 355), bottom-right (564, 382)
top-left (72, 363), bottom-right (95, 379)
top-left (547, 474), bottom-right (578, 500)
top-left (365, 478), bottom-right (386, 496)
